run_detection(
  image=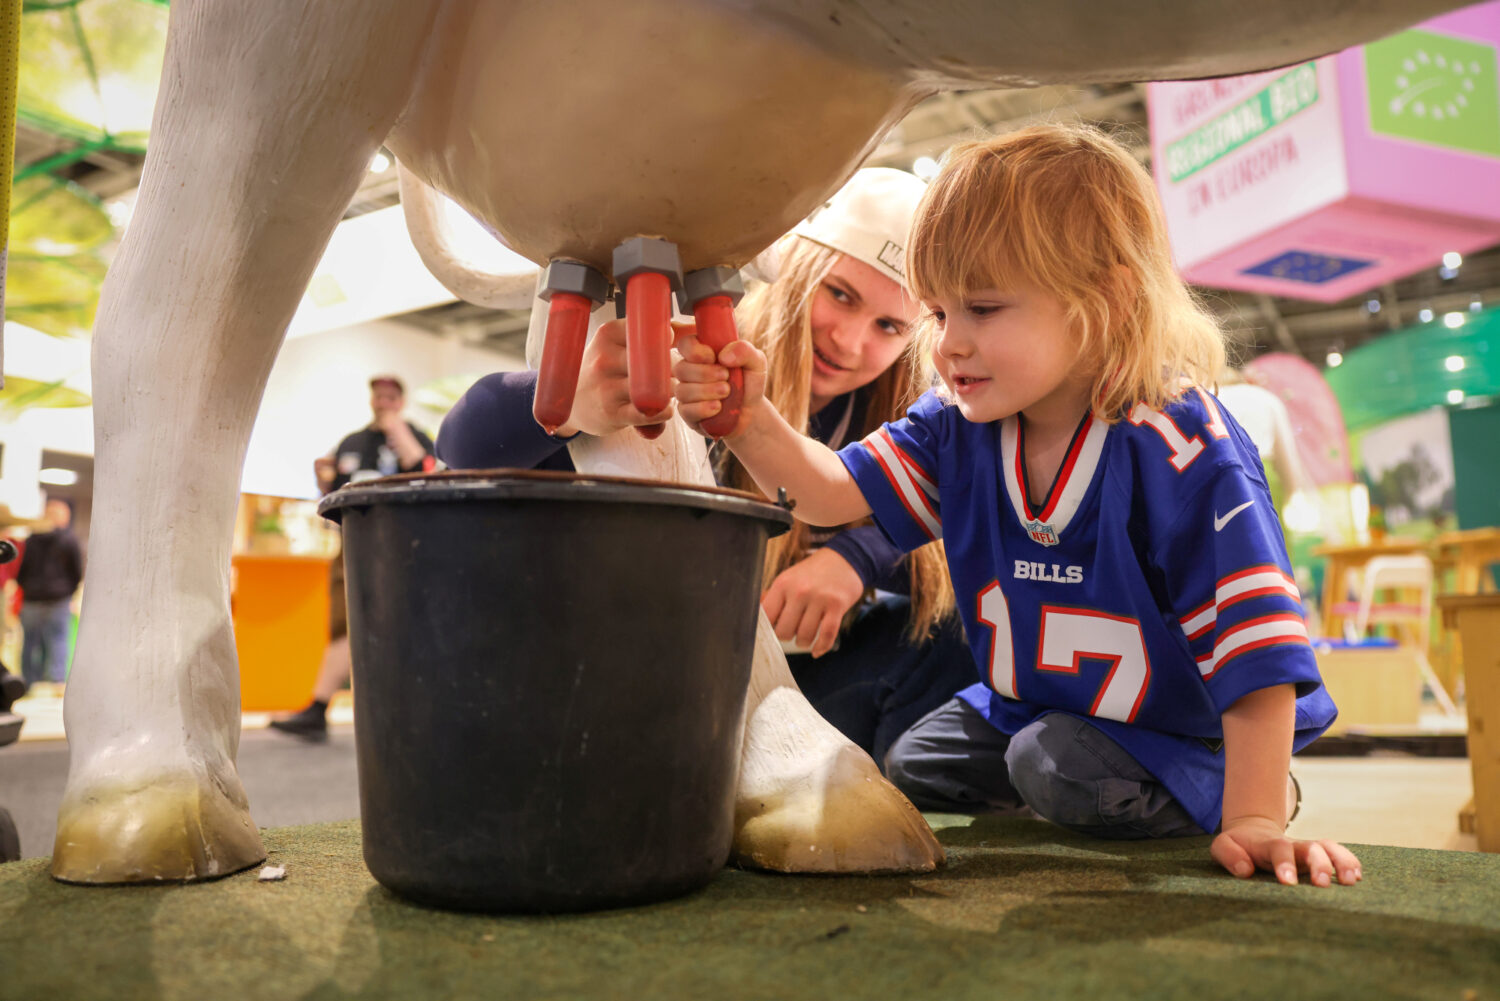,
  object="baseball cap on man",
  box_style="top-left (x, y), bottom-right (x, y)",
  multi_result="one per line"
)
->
top-left (369, 375), bottom-right (405, 394)
top-left (791, 167), bottom-right (927, 289)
